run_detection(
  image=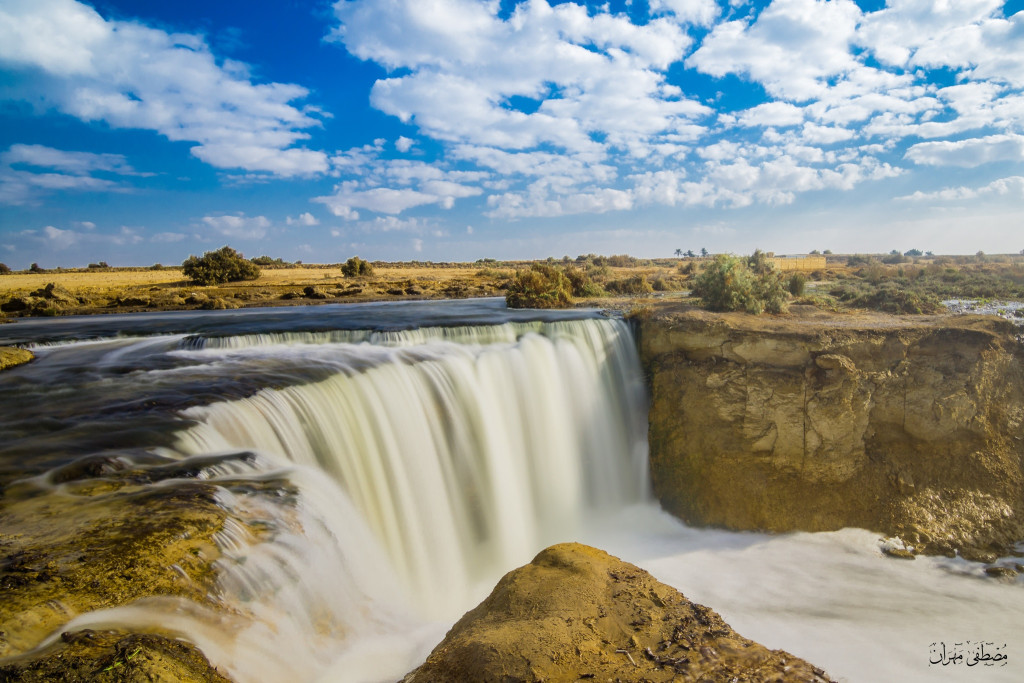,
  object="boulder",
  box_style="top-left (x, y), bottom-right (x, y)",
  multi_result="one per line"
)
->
top-left (403, 543), bottom-right (833, 683)
top-left (0, 346), bottom-right (34, 371)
